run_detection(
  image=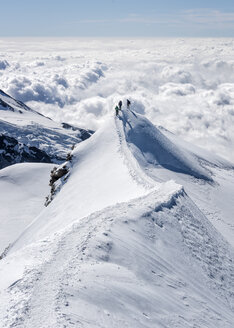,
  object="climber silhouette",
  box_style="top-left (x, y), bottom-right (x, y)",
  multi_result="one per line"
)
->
top-left (127, 99), bottom-right (131, 109)
top-left (115, 105), bottom-right (120, 116)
